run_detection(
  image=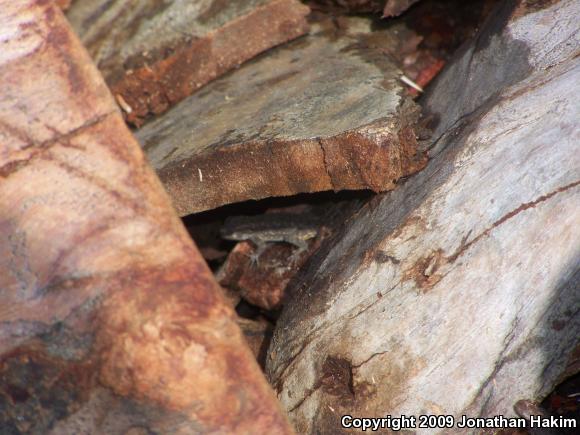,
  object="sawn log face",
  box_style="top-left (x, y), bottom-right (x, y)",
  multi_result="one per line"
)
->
top-left (138, 20), bottom-right (427, 215)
